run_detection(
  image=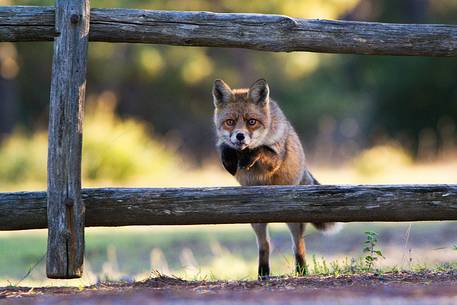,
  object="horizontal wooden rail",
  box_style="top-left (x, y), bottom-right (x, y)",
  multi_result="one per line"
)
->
top-left (1, 185), bottom-right (456, 231)
top-left (1, 6), bottom-right (457, 56)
